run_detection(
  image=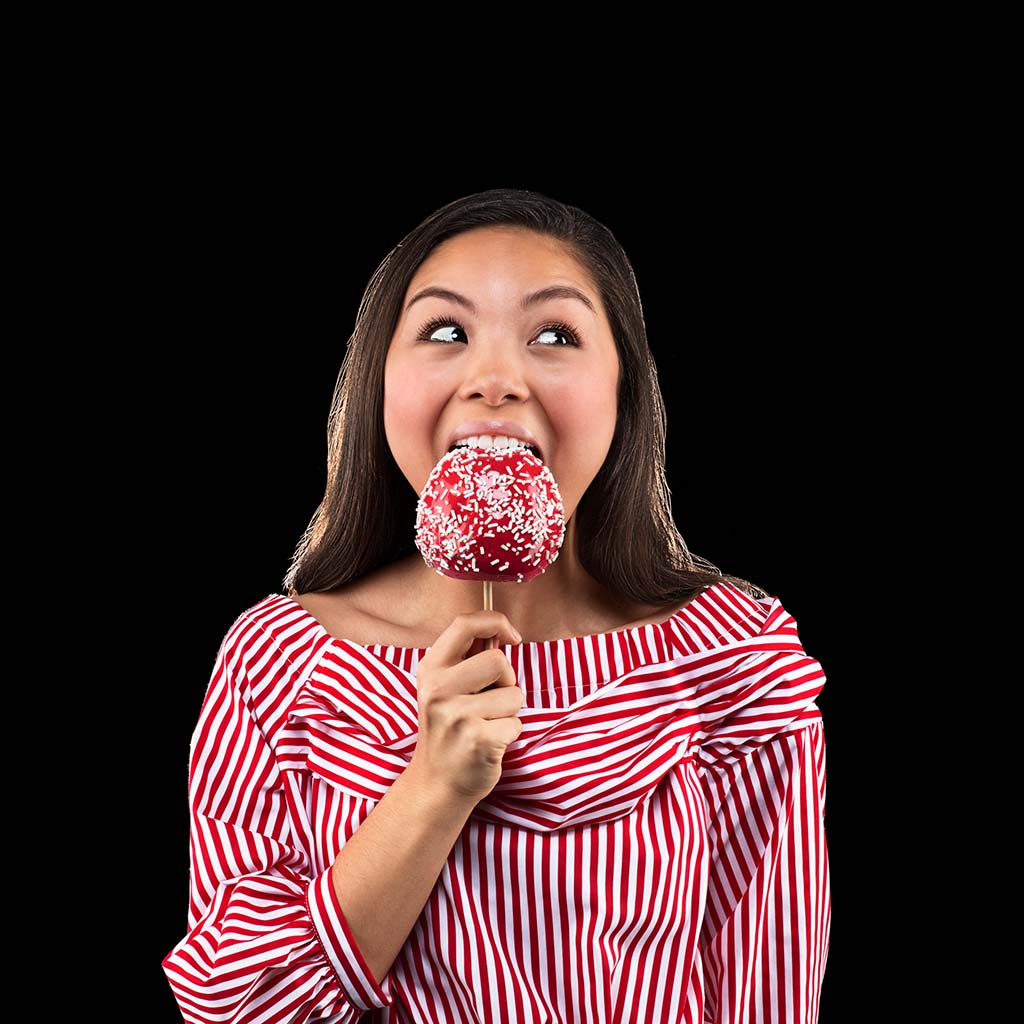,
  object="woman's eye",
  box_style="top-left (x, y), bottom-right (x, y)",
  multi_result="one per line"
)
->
top-left (534, 326), bottom-right (577, 347)
top-left (425, 323), bottom-right (467, 344)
